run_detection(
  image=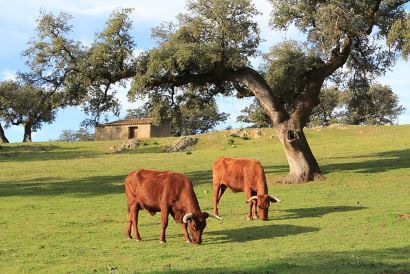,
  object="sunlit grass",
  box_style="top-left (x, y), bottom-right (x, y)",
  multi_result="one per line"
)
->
top-left (0, 125), bottom-right (409, 273)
